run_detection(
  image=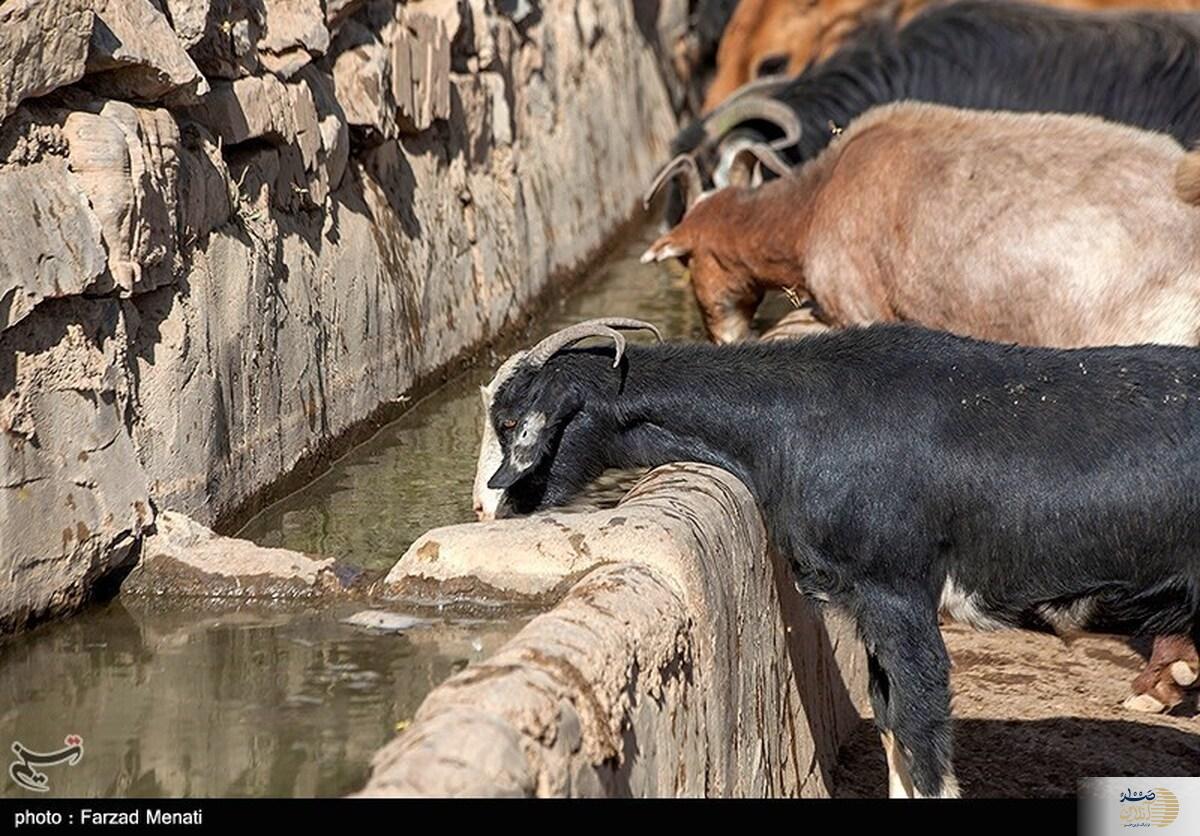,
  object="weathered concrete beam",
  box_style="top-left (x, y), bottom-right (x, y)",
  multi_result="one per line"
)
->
top-left (363, 463), bottom-right (867, 797)
top-left (762, 307), bottom-right (830, 341)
